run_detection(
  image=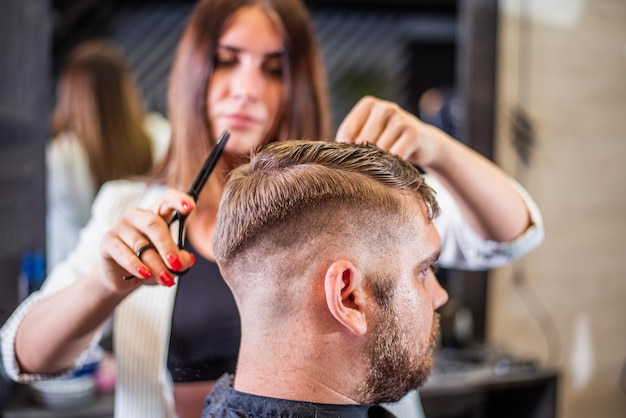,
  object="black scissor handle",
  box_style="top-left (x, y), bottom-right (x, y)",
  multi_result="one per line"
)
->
top-left (166, 130), bottom-right (230, 275)
top-left (168, 211), bottom-right (189, 250)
